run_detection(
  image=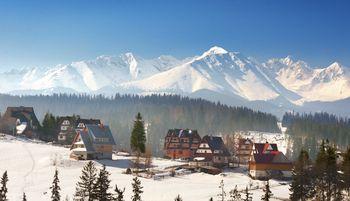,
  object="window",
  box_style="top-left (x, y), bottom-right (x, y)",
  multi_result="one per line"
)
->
top-left (62, 120), bottom-right (70, 125)
top-left (61, 126), bottom-right (68, 131)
